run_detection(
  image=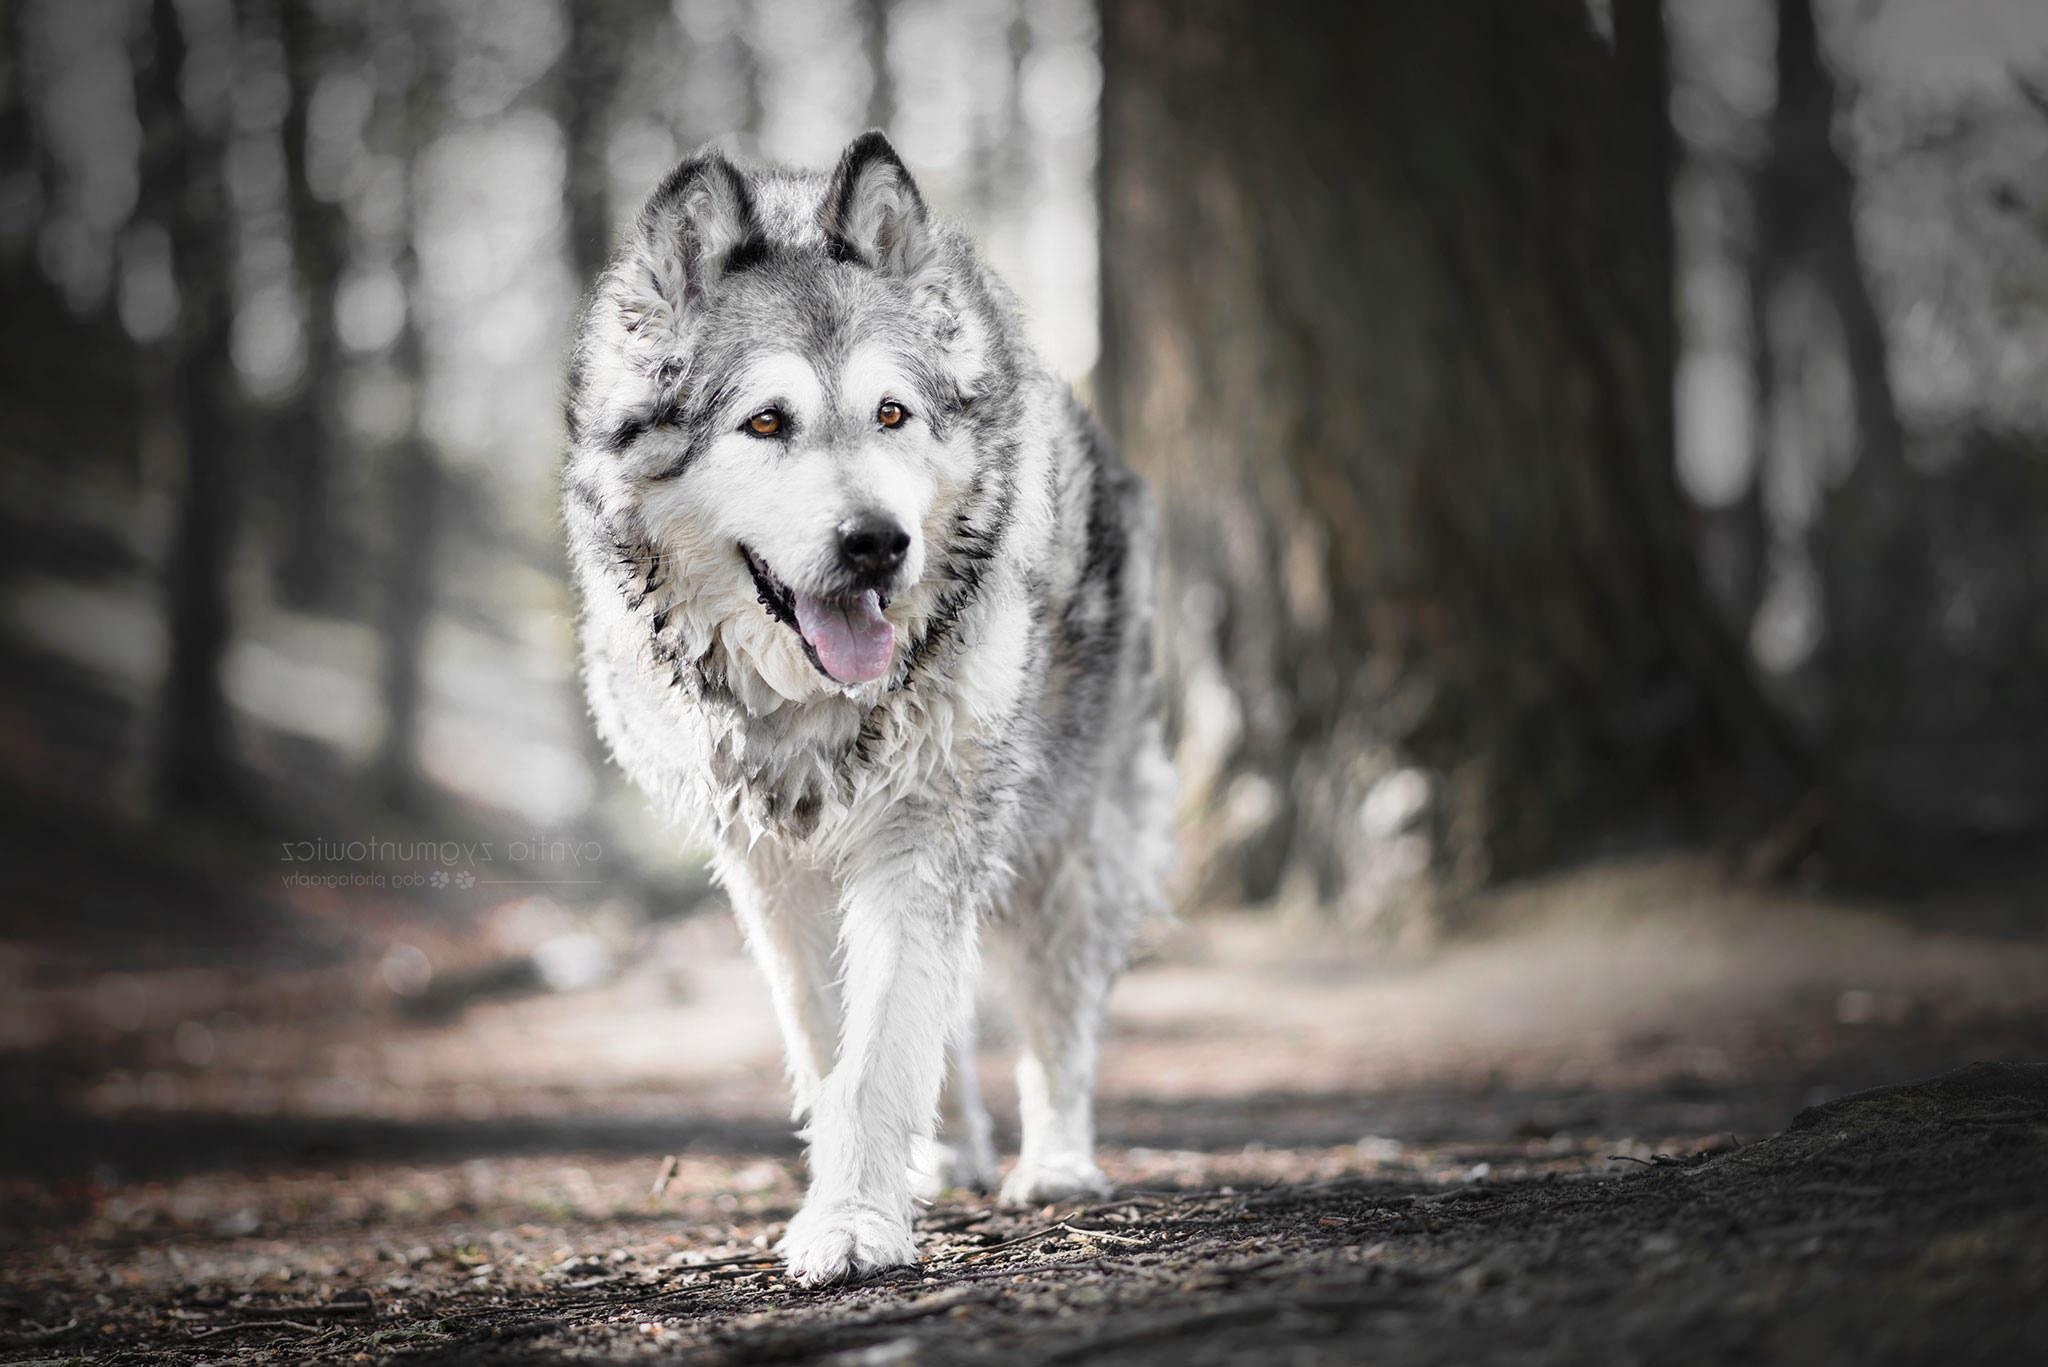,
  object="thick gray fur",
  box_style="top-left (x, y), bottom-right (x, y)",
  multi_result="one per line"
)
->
top-left (562, 131), bottom-right (1173, 1285)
